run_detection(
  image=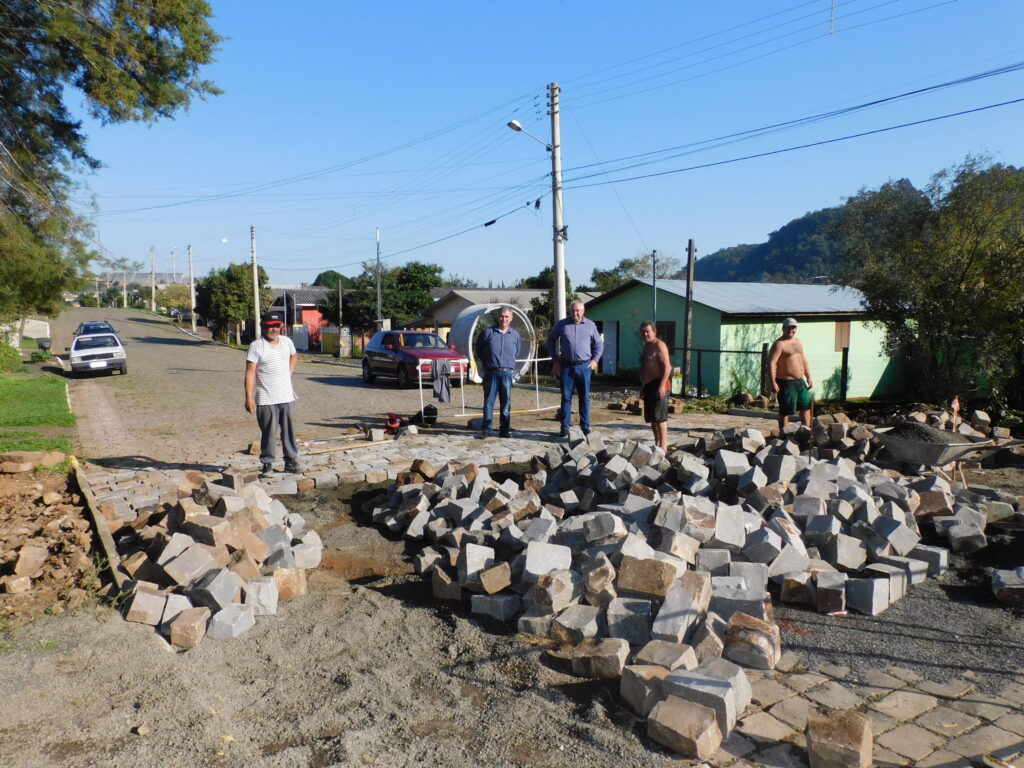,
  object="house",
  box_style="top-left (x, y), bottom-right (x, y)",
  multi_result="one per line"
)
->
top-left (269, 285), bottom-right (332, 350)
top-left (409, 289), bottom-right (548, 335)
top-left (584, 279), bottom-right (905, 399)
